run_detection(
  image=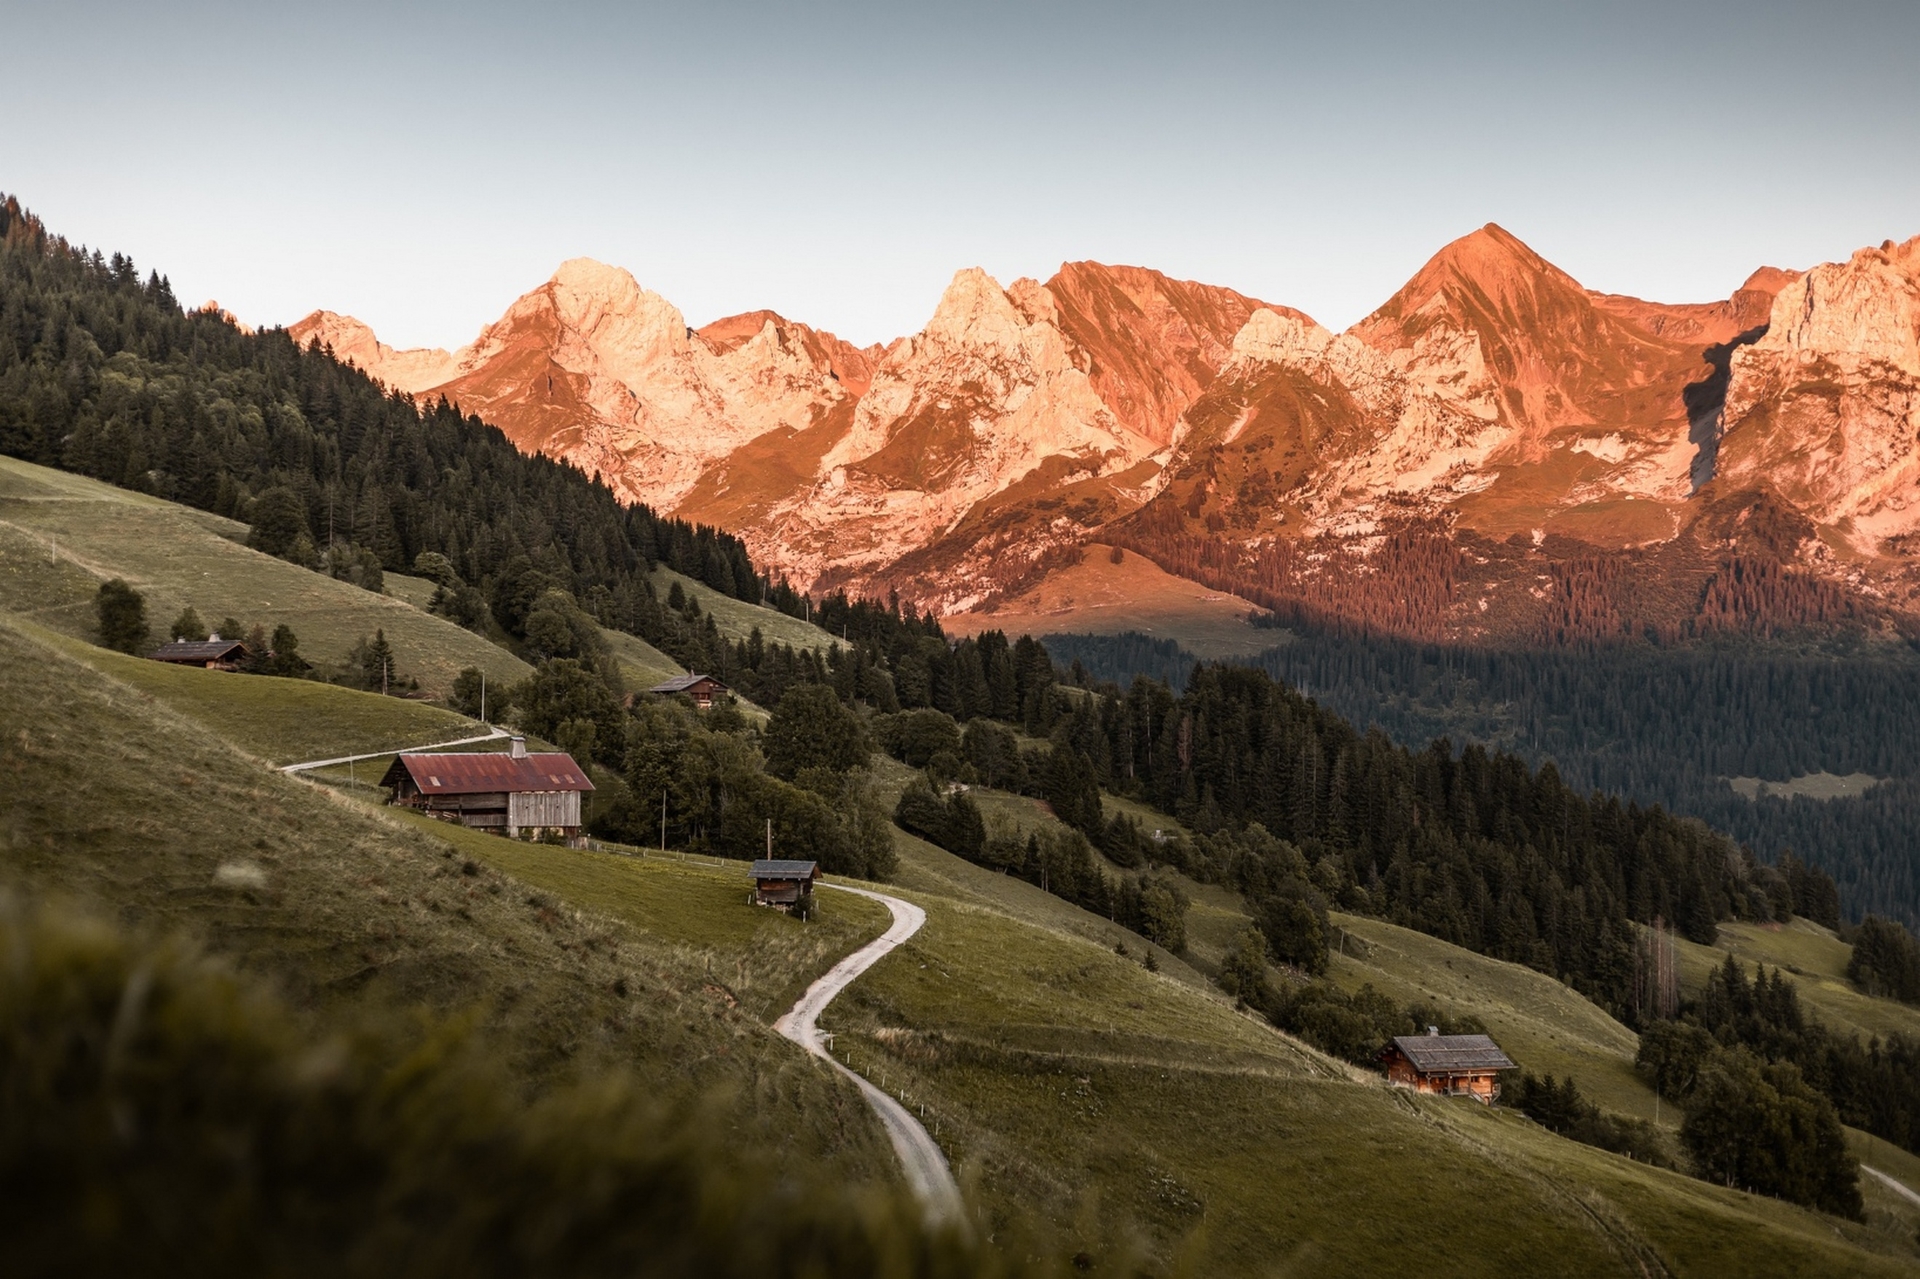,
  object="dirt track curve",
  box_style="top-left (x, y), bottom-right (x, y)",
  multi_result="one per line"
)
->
top-left (774, 884), bottom-right (963, 1226)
